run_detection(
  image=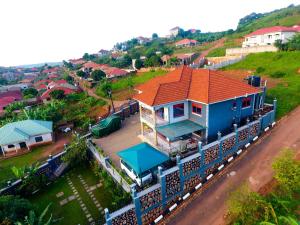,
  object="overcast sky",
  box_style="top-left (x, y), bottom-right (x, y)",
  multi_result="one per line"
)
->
top-left (0, 0), bottom-right (299, 67)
